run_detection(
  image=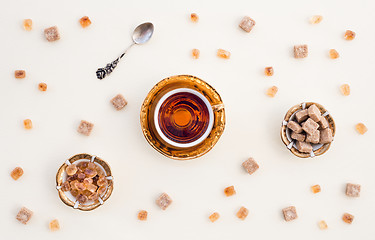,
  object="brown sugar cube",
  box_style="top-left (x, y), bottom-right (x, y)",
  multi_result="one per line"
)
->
top-left (16, 207), bottom-right (33, 224)
top-left (11, 167), bottom-right (24, 180)
top-left (344, 30), bottom-right (355, 40)
top-left (342, 213), bottom-right (354, 224)
top-left (38, 83), bottom-right (47, 91)
top-left (264, 67), bottom-right (274, 76)
top-left (311, 184), bottom-right (321, 194)
top-left (77, 120), bottom-right (94, 136)
top-left (236, 207), bottom-right (249, 220)
top-left (79, 16), bottom-right (92, 28)
top-left (291, 132), bottom-right (305, 142)
top-left (110, 94), bottom-right (127, 110)
top-left (217, 49), bottom-right (231, 59)
top-left (138, 210), bottom-right (148, 221)
top-left (23, 19), bottom-right (32, 31)
top-left (329, 49), bottom-right (340, 59)
top-left (287, 121), bottom-right (303, 133)
top-left (355, 123), bottom-right (367, 135)
top-left (190, 13), bottom-right (199, 22)
top-left (295, 109), bottom-right (308, 123)
top-left (318, 116), bottom-right (329, 129)
top-left (320, 128), bottom-right (333, 144)
top-left (49, 219), bottom-right (60, 231)
top-left (302, 118), bottom-right (319, 135)
top-left (318, 220), bottom-right (328, 230)
top-left (239, 16), bottom-right (256, 33)
top-left (224, 186), bottom-right (236, 197)
top-left (310, 15), bottom-right (323, 24)
top-left (266, 86), bottom-right (278, 97)
top-left (346, 183), bottom-right (361, 197)
top-left (209, 212), bottom-right (220, 223)
top-left (282, 206), bottom-right (298, 221)
top-left (294, 45), bottom-right (308, 58)
top-left (340, 84), bottom-right (350, 96)
top-left (242, 157), bottom-right (259, 175)
top-left (192, 49), bottom-right (200, 59)
top-left (156, 192), bottom-right (172, 210)
top-left (44, 26), bottom-right (60, 42)
top-left (23, 119), bottom-right (33, 129)
top-left (15, 70), bottom-right (26, 79)
top-left (296, 141), bottom-right (312, 153)
top-left (307, 104), bottom-right (322, 122)
top-left (306, 130), bottom-right (320, 144)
